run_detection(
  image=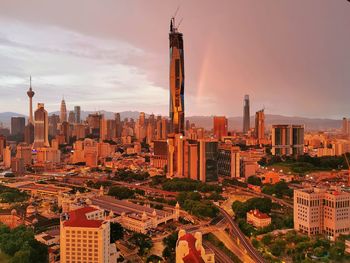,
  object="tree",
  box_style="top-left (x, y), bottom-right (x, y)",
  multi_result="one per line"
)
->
top-left (110, 222), bottom-right (124, 243)
top-left (261, 234), bottom-right (273, 245)
top-left (129, 233), bottom-right (153, 256)
top-left (162, 231), bottom-right (178, 262)
top-left (247, 176), bottom-right (262, 186)
top-left (108, 186), bottom-right (134, 200)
